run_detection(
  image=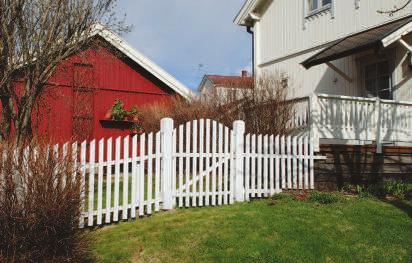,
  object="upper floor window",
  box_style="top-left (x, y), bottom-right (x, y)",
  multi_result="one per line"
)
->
top-left (307, 0), bottom-right (332, 16)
